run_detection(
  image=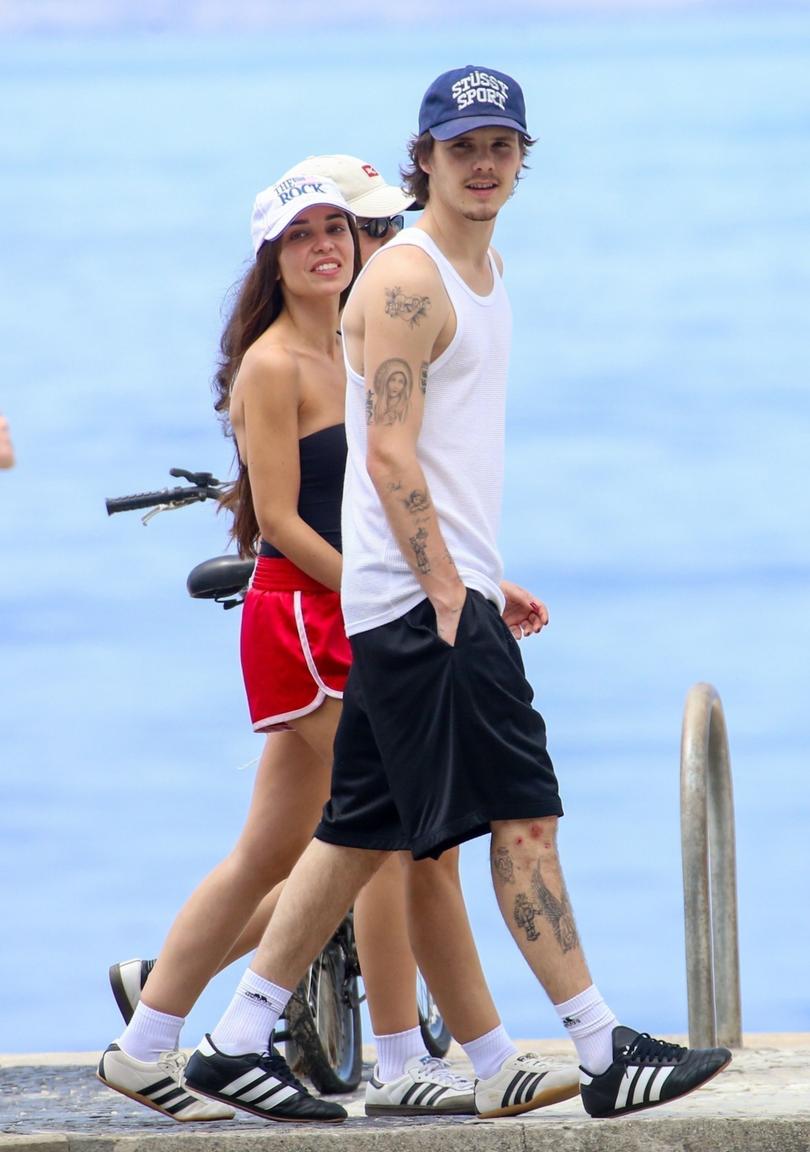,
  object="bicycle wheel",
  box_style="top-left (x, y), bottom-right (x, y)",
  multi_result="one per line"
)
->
top-left (417, 970), bottom-right (452, 1057)
top-left (284, 921), bottom-right (363, 1094)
